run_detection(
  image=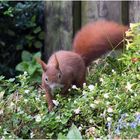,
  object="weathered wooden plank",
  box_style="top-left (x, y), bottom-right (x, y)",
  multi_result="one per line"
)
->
top-left (121, 1), bottom-right (129, 25)
top-left (73, 1), bottom-right (81, 37)
top-left (129, 1), bottom-right (140, 23)
top-left (44, 1), bottom-right (73, 61)
top-left (81, 1), bottom-right (122, 25)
